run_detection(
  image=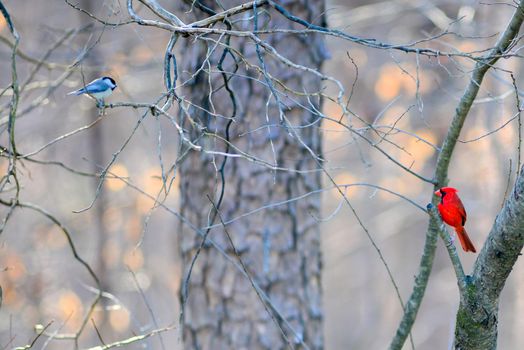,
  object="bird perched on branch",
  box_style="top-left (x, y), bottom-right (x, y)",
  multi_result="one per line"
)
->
top-left (435, 187), bottom-right (476, 253)
top-left (67, 76), bottom-right (117, 107)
